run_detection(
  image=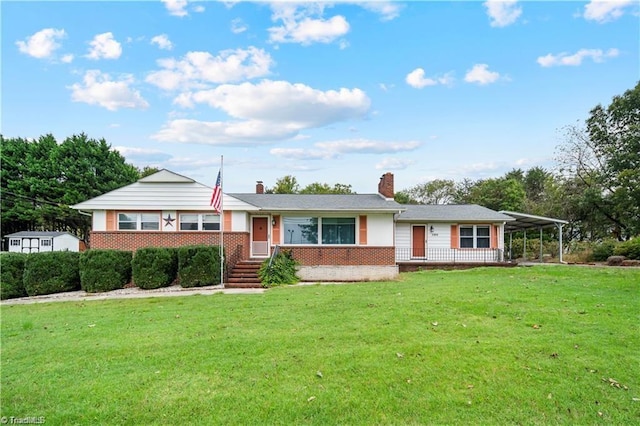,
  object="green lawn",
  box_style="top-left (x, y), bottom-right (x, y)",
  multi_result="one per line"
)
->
top-left (1, 266), bottom-right (639, 425)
